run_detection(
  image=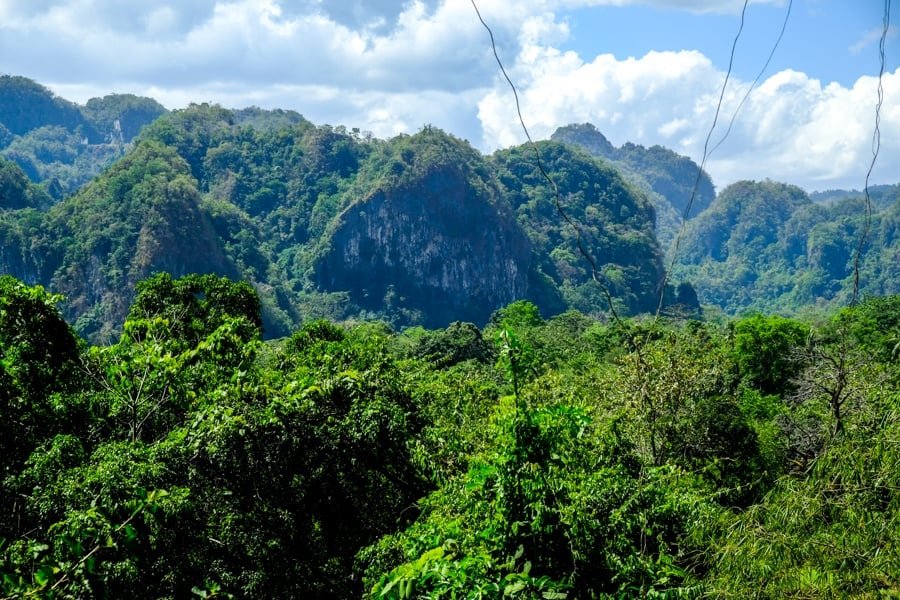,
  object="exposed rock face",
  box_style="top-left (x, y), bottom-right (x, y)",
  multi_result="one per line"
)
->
top-left (316, 161), bottom-right (531, 327)
top-left (0, 235), bottom-right (43, 285)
